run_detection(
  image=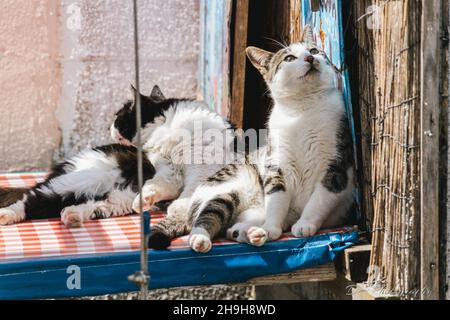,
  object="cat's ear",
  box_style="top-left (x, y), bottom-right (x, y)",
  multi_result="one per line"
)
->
top-left (246, 46), bottom-right (274, 76)
top-left (150, 85), bottom-right (166, 103)
top-left (130, 84), bottom-right (141, 100)
top-left (301, 25), bottom-right (314, 47)
top-left (130, 84), bottom-right (147, 104)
